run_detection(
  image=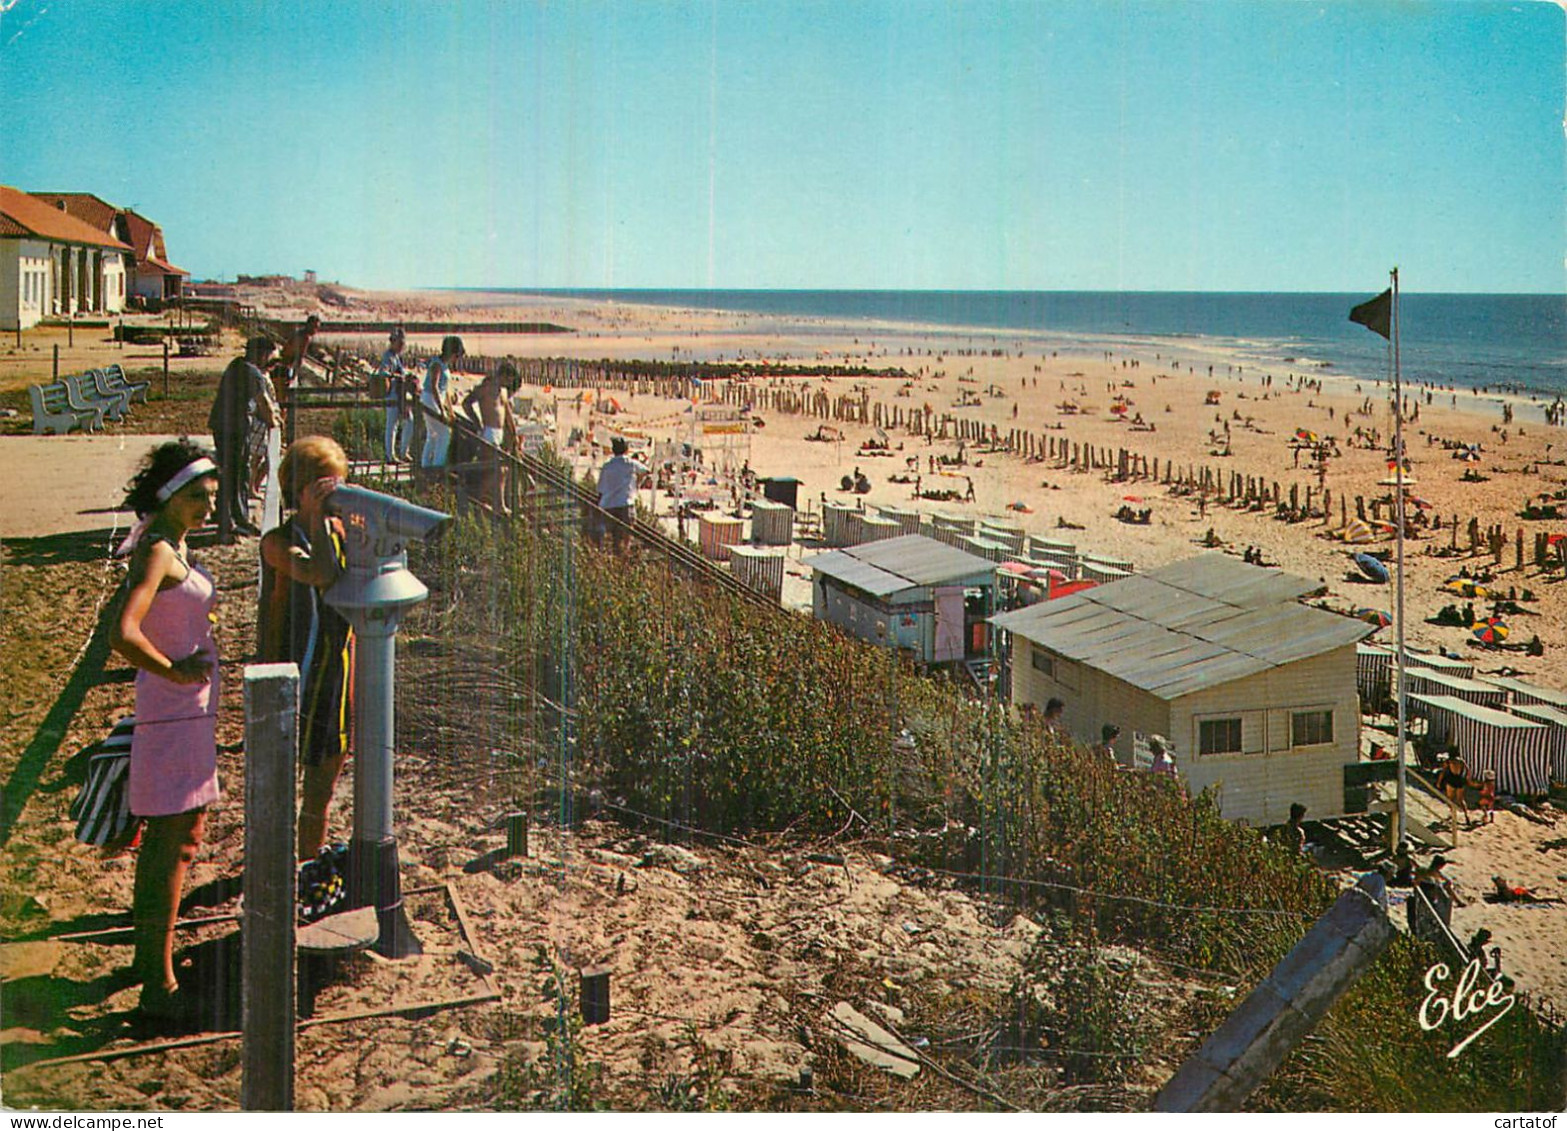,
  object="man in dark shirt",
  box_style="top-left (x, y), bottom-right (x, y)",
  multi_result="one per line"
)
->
top-left (209, 336), bottom-right (275, 541)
